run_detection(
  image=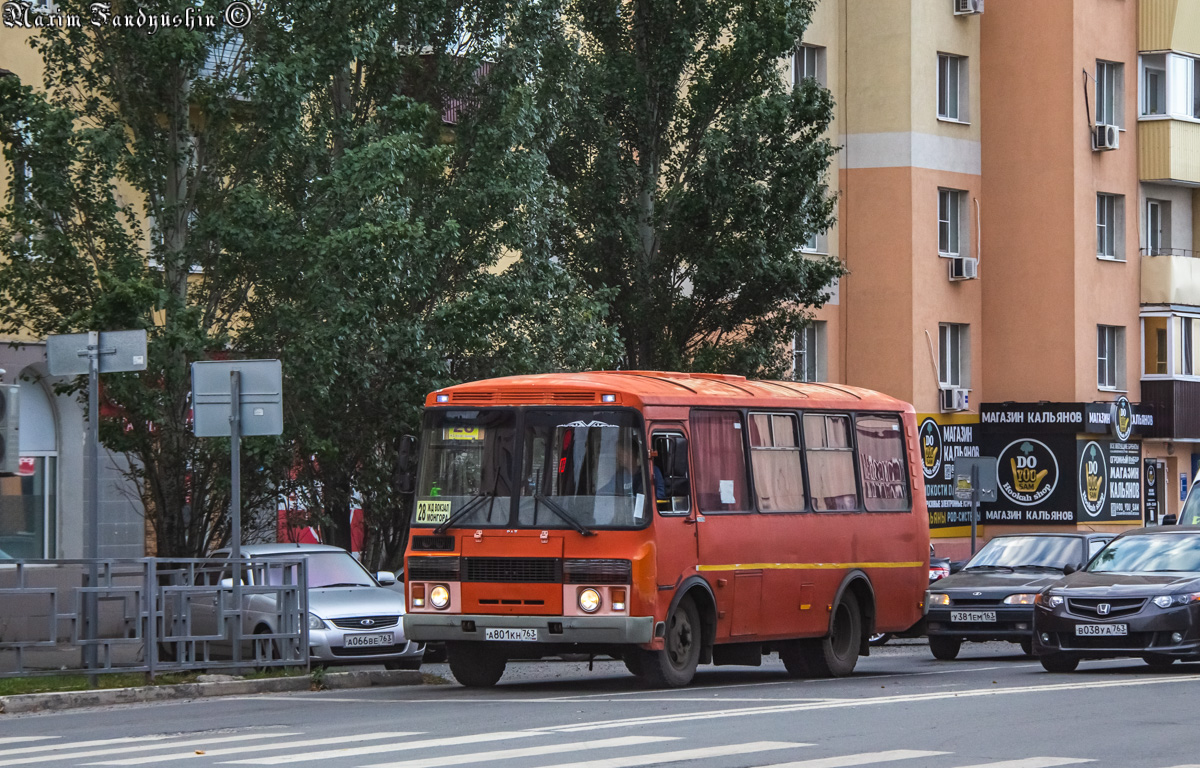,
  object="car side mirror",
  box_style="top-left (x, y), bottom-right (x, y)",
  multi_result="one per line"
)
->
top-left (1063, 564), bottom-right (1077, 575)
top-left (1162, 514), bottom-right (1178, 526)
top-left (376, 570), bottom-right (397, 586)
